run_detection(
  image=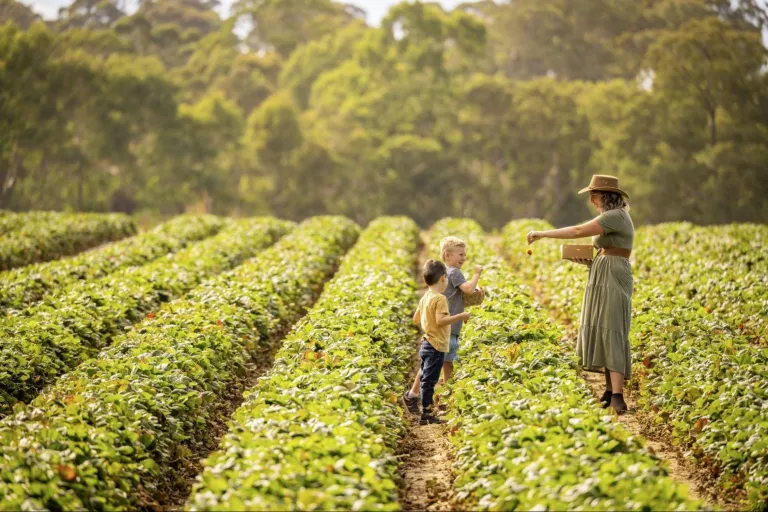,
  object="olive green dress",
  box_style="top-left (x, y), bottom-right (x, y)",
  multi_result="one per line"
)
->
top-left (576, 208), bottom-right (635, 378)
